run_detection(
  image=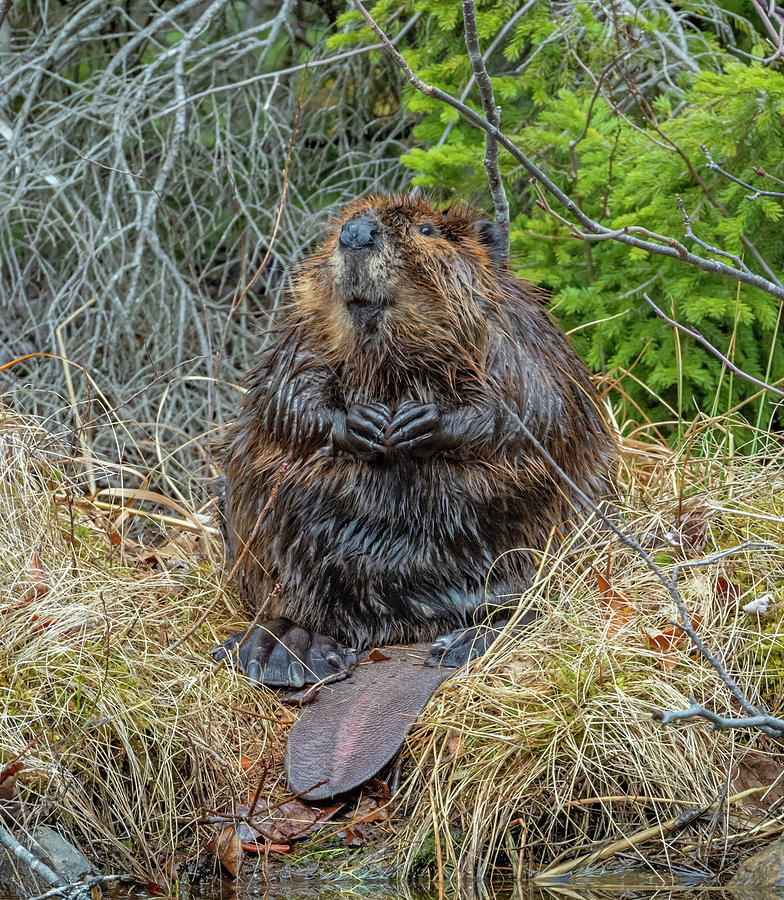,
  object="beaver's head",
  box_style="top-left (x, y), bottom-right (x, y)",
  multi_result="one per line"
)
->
top-left (291, 194), bottom-right (509, 377)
